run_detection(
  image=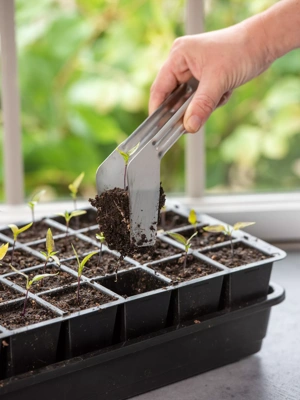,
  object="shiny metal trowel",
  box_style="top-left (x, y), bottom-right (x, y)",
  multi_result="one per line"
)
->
top-left (96, 78), bottom-right (198, 247)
